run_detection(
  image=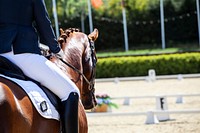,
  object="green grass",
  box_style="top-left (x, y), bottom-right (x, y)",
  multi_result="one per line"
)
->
top-left (96, 47), bottom-right (200, 58)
